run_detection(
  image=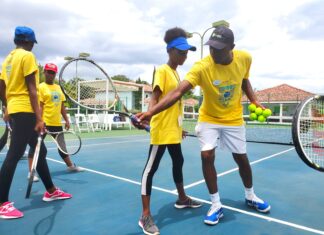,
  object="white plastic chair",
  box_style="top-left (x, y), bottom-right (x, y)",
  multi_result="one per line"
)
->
top-left (74, 114), bottom-right (90, 133)
top-left (61, 113), bottom-right (75, 131)
top-left (106, 114), bottom-right (132, 131)
top-left (88, 114), bottom-right (102, 132)
top-left (98, 113), bottom-right (108, 130)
